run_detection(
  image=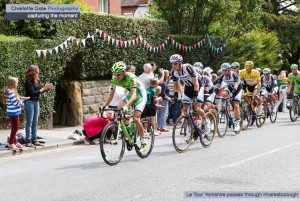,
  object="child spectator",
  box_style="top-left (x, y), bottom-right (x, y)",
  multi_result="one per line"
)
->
top-left (142, 78), bottom-right (161, 136)
top-left (2, 76), bottom-right (29, 150)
